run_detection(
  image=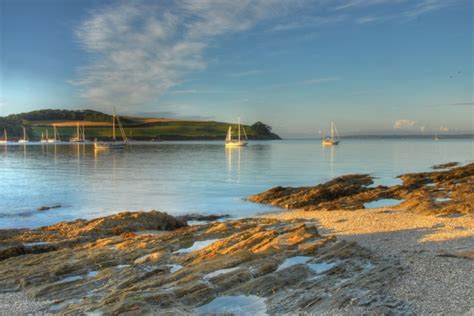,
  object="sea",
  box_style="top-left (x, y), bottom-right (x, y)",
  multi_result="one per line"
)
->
top-left (0, 139), bottom-right (472, 229)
